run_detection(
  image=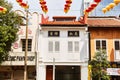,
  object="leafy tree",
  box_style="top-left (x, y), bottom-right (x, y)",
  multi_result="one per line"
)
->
top-left (0, 0), bottom-right (22, 63)
top-left (89, 50), bottom-right (111, 80)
